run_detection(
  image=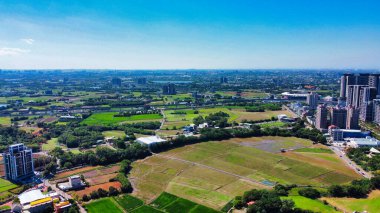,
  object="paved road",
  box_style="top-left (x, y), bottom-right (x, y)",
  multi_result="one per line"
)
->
top-left (153, 153), bottom-right (271, 188)
top-left (44, 180), bottom-right (87, 213)
top-left (330, 146), bottom-right (372, 179)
